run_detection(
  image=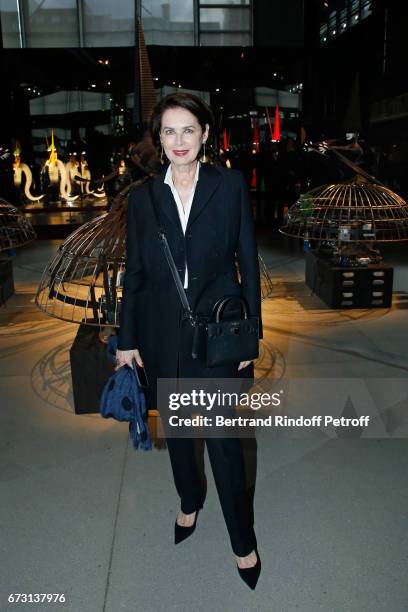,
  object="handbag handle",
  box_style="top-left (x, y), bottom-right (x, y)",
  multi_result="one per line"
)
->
top-left (211, 295), bottom-right (249, 323)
